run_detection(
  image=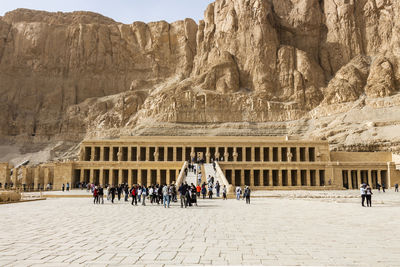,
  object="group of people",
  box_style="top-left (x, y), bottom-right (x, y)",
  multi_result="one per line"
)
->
top-left (235, 186), bottom-right (251, 204)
